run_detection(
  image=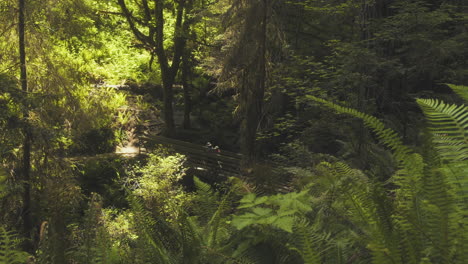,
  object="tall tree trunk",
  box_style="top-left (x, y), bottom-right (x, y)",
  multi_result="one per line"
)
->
top-left (240, 0), bottom-right (268, 167)
top-left (181, 49), bottom-right (192, 129)
top-left (182, 0), bottom-right (194, 130)
top-left (18, 0), bottom-right (32, 252)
